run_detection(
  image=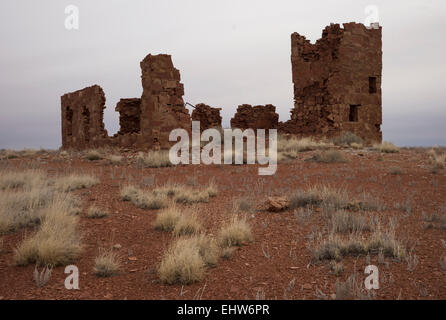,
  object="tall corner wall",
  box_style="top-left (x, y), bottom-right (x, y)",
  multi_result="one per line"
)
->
top-left (139, 54), bottom-right (191, 149)
top-left (284, 22), bottom-right (382, 143)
